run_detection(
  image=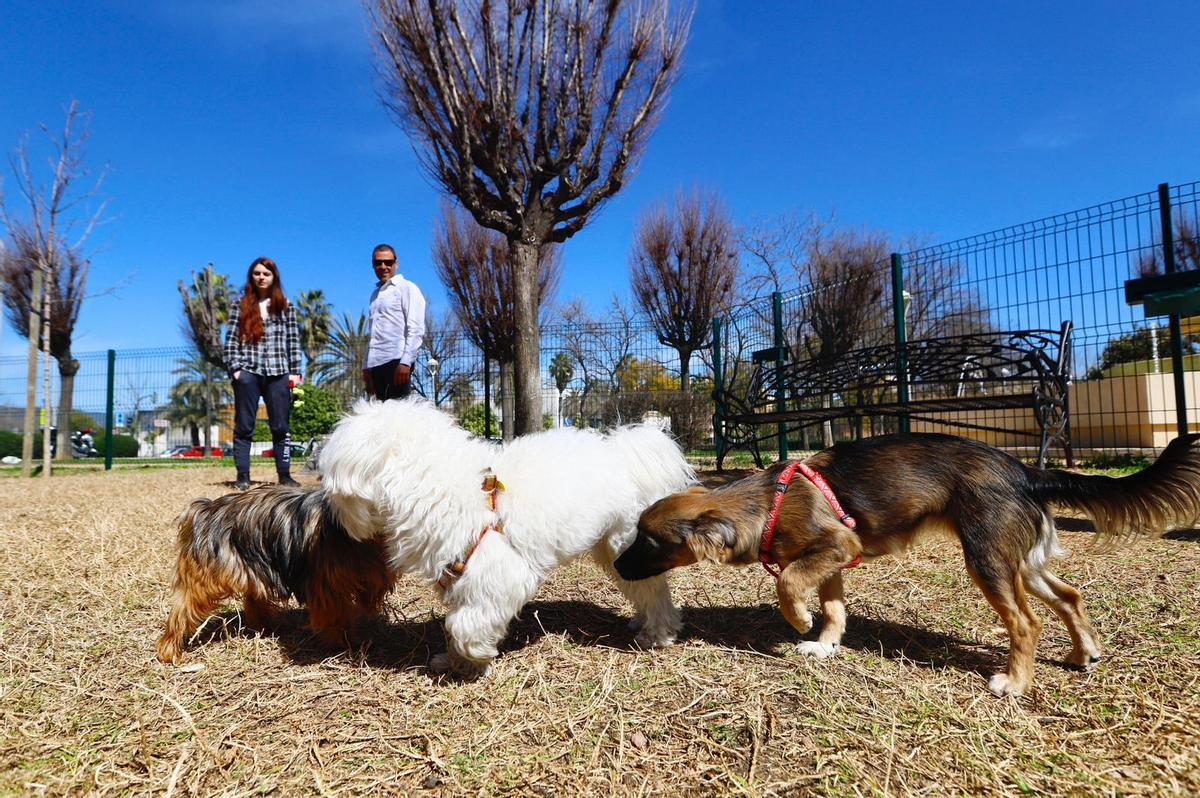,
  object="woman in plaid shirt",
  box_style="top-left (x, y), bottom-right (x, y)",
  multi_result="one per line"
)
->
top-left (223, 257), bottom-right (303, 490)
